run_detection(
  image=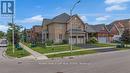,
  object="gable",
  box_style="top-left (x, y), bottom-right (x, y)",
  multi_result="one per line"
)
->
top-left (67, 15), bottom-right (85, 31)
top-left (110, 25), bottom-right (119, 35)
